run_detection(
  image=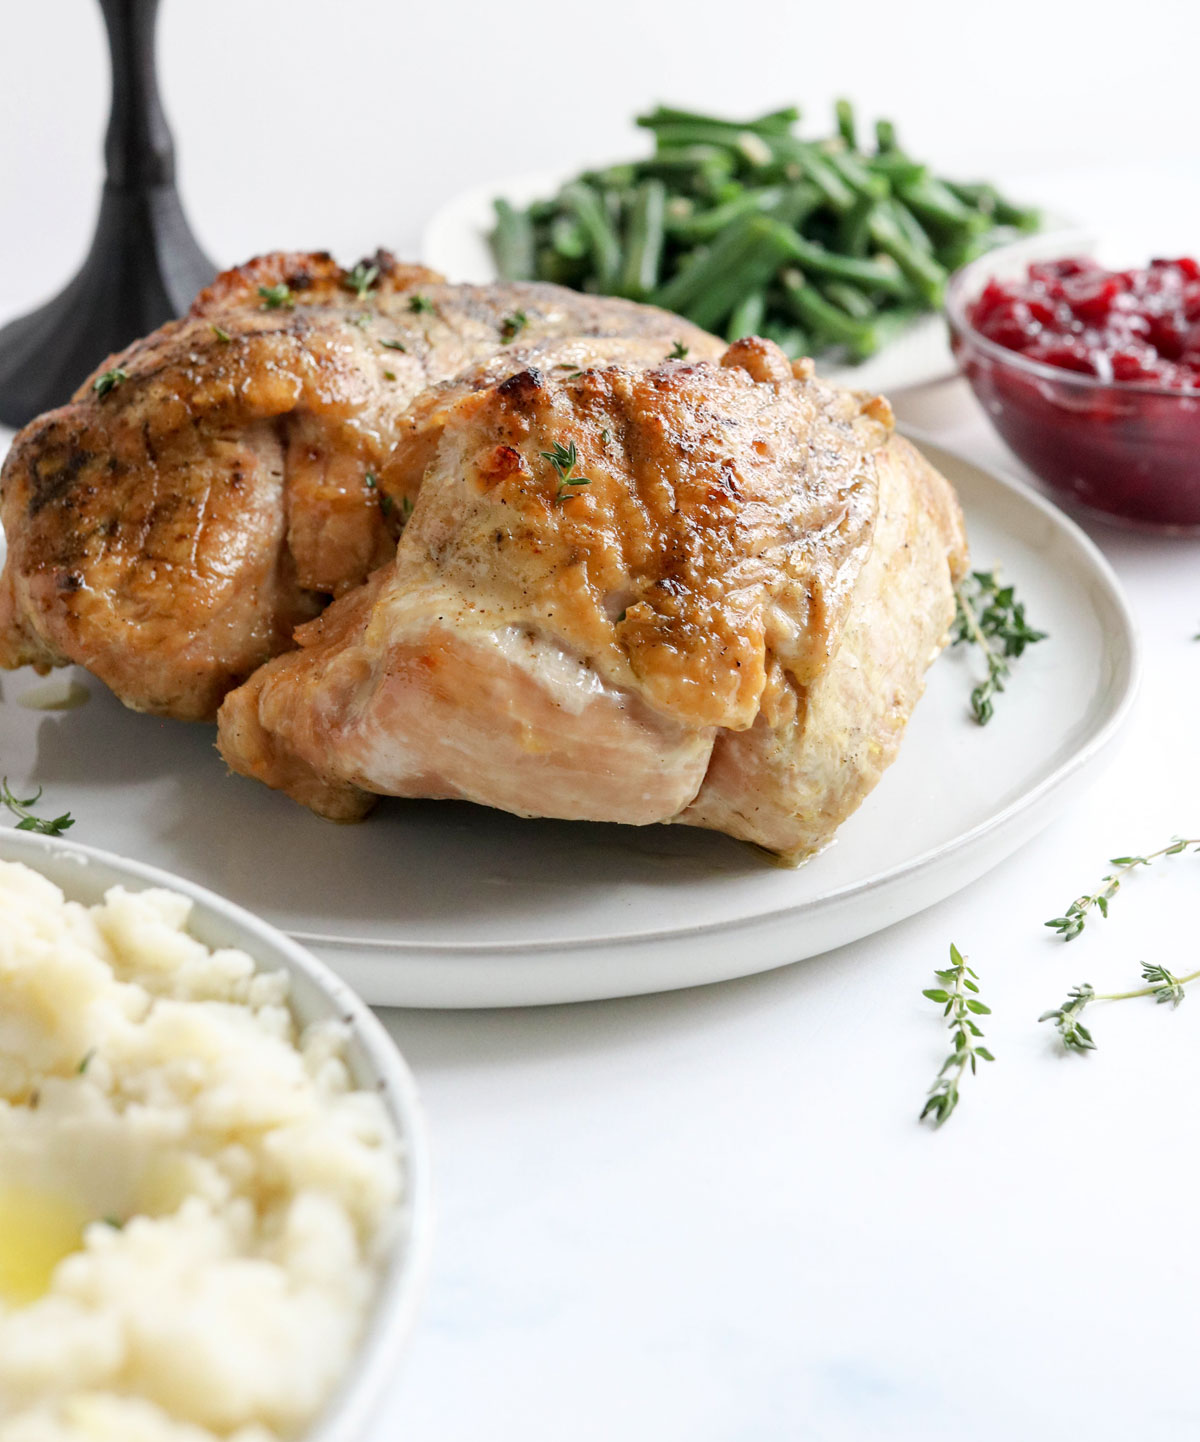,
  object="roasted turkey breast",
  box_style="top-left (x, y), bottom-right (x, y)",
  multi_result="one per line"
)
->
top-left (216, 338), bottom-right (967, 860)
top-left (0, 251), bottom-right (717, 720)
